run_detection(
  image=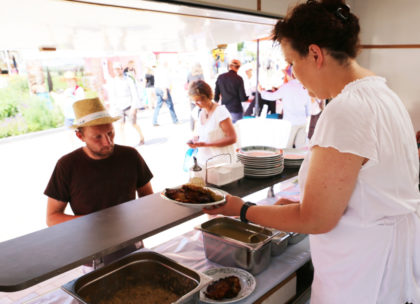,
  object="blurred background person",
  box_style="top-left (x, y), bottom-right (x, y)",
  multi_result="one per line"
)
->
top-left (144, 66), bottom-right (156, 110)
top-left (186, 63), bottom-right (205, 131)
top-left (214, 59), bottom-right (247, 123)
top-left (260, 73), bottom-right (311, 148)
top-left (308, 98), bottom-right (325, 140)
top-left (52, 71), bottom-right (85, 128)
top-left (187, 80), bottom-right (237, 167)
top-left (153, 61), bottom-right (179, 126)
top-left (108, 62), bottom-right (145, 146)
